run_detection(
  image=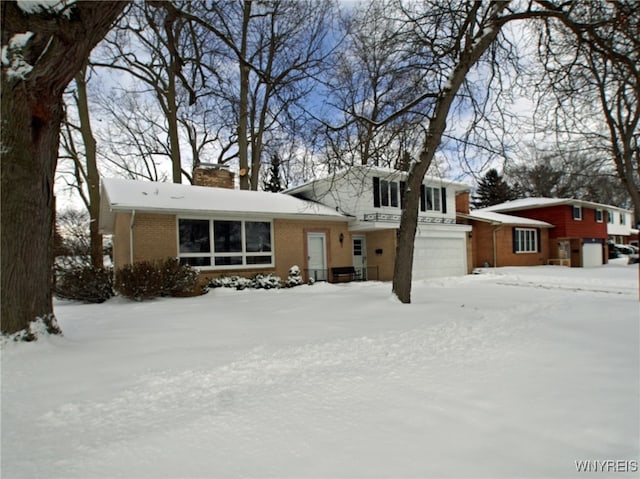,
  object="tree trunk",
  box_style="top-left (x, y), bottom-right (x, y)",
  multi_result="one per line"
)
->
top-left (237, 1), bottom-right (252, 190)
top-left (392, 3), bottom-right (506, 303)
top-left (1, 1), bottom-right (127, 336)
top-left (75, 66), bottom-right (103, 269)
